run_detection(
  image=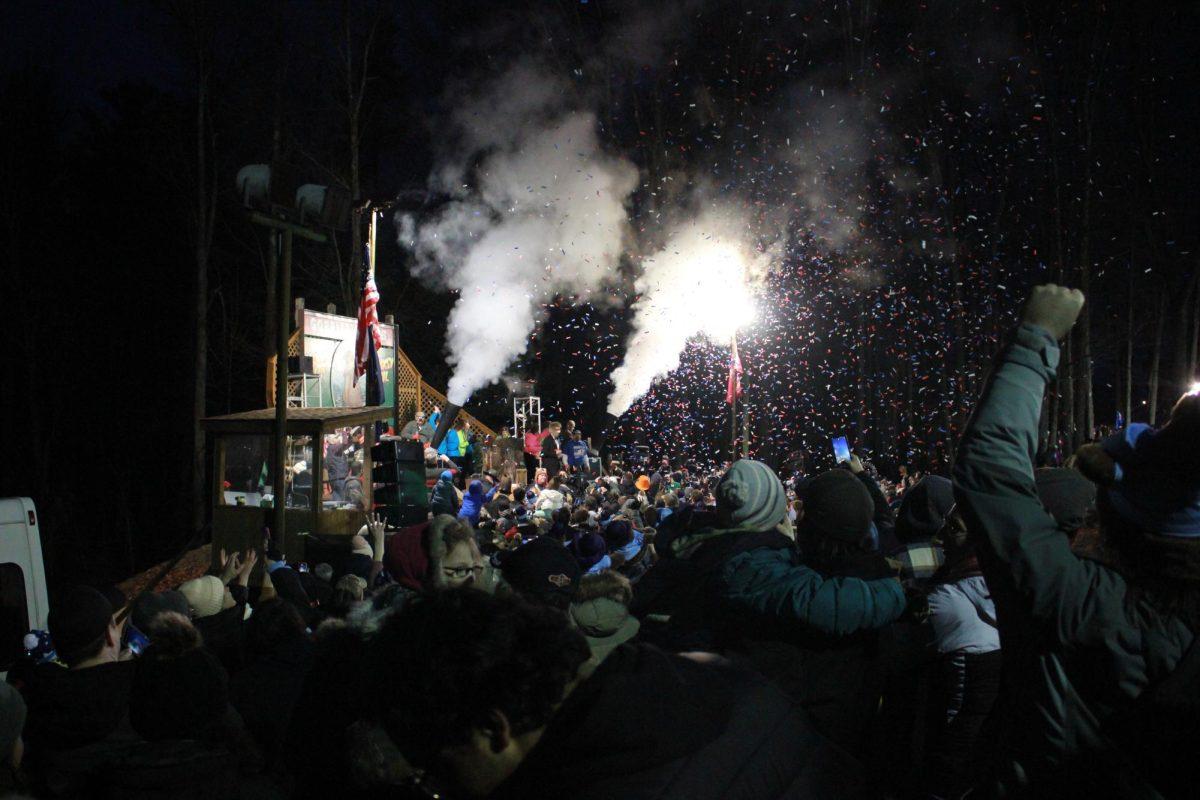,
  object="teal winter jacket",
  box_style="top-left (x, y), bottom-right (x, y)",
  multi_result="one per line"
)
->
top-left (953, 323), bottom-right (1197, 798)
